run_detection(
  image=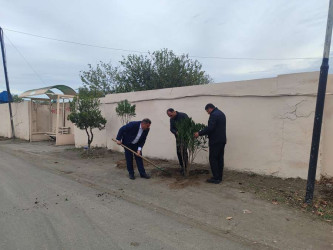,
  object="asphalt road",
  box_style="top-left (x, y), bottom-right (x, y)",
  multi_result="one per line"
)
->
top-left (0, 148), bottom-right (253, 250)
